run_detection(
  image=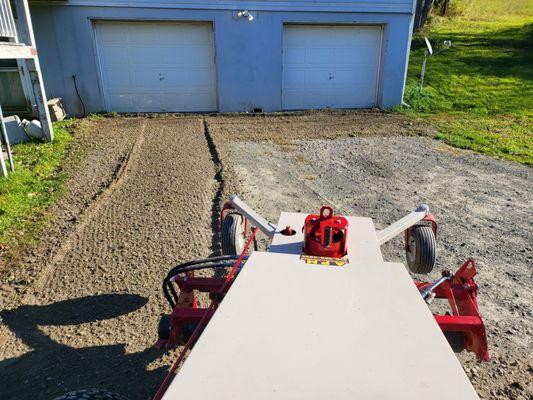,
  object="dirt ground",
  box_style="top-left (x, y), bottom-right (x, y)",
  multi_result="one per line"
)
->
top-left (0, 116), bottom-right (218, 399)
top-left (0, 112), bottom-right (531, 400)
